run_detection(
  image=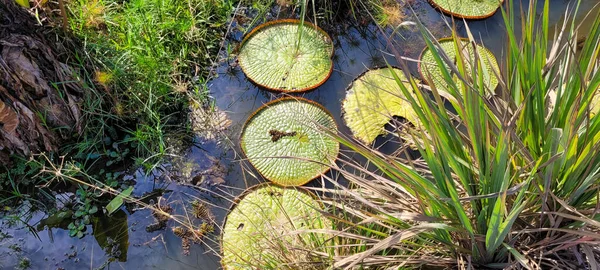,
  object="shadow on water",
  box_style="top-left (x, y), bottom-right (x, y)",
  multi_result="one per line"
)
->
top-left (0, 0), bottom-right (597, 269)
